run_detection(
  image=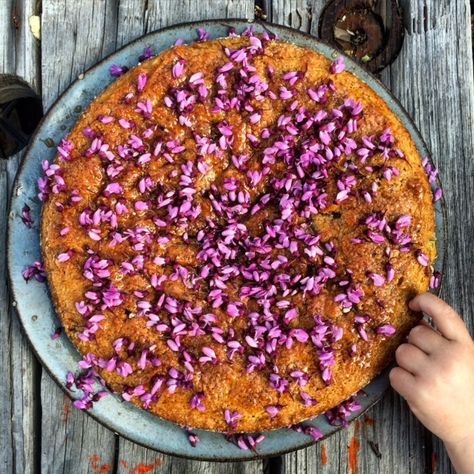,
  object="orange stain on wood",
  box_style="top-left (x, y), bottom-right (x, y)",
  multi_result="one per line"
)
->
top-left (348, 421), bottom-right (361, 474)
top-left (362, 414), bottom-right (375, 437)
top-left (90, 455), bottom-right (100, 469)
top-left (348, 437), bottom-right (361, 474)
top-left (130, 459), bottom-right (162, 474)
top-left (354, 420), bottom-right (360, 436)
top-left (363, 415), bottom-right (375, 426)
top-left (432, 452), bottom-right (438, 473)
top-left (320, 444), bottom-right (328, 465)
top-left (62, 401), bottom-right (71, 423)
top-left (89, 454), bottom-right (112, 474)
top-left (92, 455), bottom-right (162, 474)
